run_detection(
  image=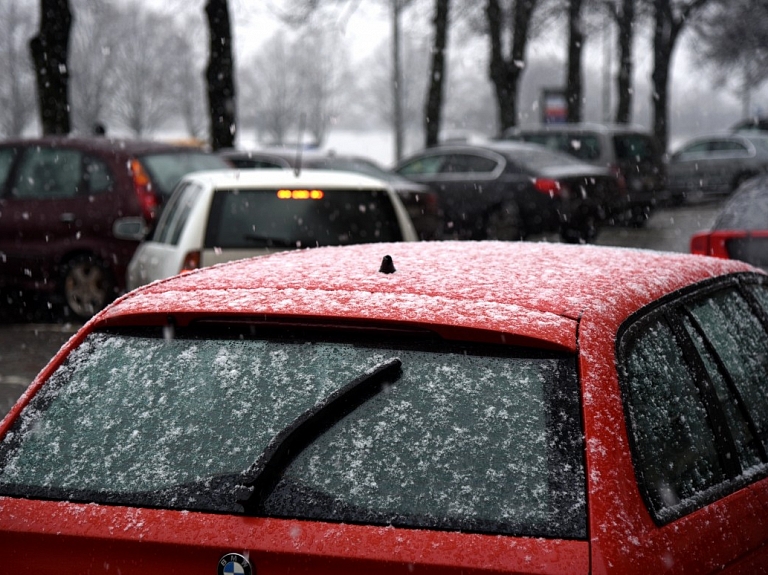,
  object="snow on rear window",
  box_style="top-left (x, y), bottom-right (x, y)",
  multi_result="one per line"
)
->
top-left (0, 326), bottom-right (585, 539)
